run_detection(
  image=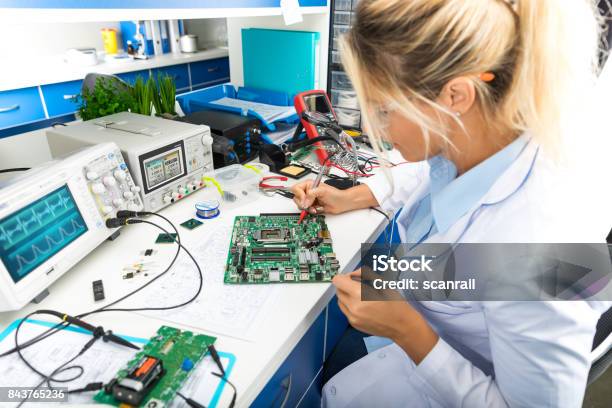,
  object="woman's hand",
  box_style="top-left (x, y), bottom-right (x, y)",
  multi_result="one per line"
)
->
top-left (333, 269), bottom-right (439, 364)
top-left (291, 182), bottom-right (379, 215)
top-left (291, 181), bottom-right (351, 215)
